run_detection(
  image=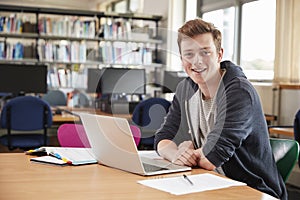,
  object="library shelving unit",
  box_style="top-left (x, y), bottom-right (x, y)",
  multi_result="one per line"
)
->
top-left (0, 4), bottom-right (163, 90)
